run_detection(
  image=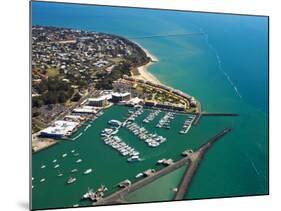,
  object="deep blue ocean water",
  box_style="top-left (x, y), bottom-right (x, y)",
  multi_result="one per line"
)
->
top-left (32, 2), bottom-right (268, 209)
